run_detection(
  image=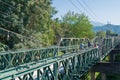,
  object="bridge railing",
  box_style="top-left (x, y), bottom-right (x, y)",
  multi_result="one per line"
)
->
top-left (0, 37), bottom-right (117, 71)
top-left (93, 37), bottom-right (120, 60)
top-left (0, 37), bottom-right (120, 80)
top-left (0, 48), bottom-right (99, 80)
top-left (0, 46), bottom-right (57, 70)
top-left (0, 39), bottom-right (87, 71)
